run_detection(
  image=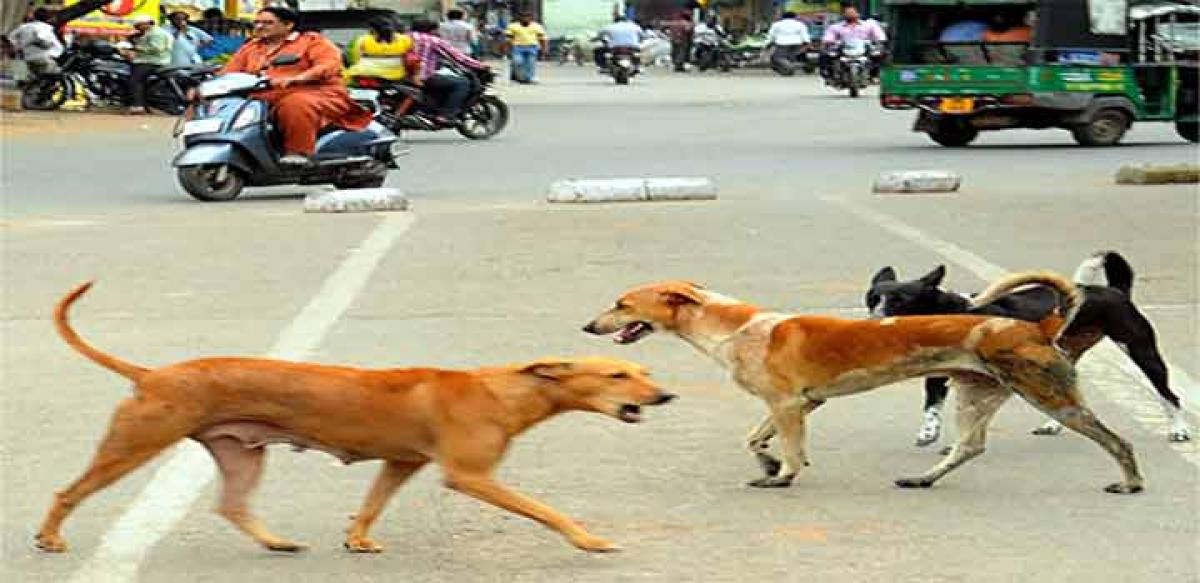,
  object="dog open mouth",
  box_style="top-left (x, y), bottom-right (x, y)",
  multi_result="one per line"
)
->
top-left (617, 403), bottom-right (643, 423)
top-left (614, 321), bottom-right (653, 344)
